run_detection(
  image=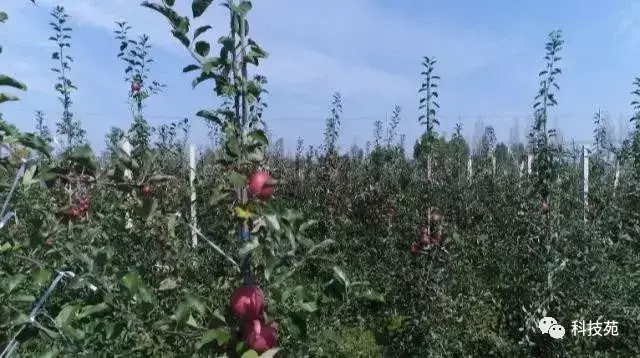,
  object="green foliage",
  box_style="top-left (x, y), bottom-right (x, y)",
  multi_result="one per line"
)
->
top-left (49, 5), bottom-right (85, 150)
top-left (114, 21), bottom-right (165, 160)
top-left (1, 2), bottom-right (640, 358)
top-left (0, 11), bottom-right (27, 107)
top-left (414, 57), bottom-right (440, 163)
top-left (529, 30), bottom-right (563, 201)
